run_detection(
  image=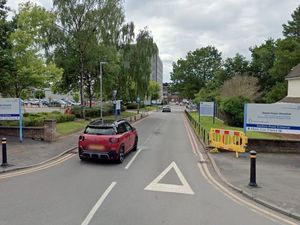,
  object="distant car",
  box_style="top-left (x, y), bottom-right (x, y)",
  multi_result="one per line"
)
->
top-left (78, 119), bottom-right (138, 163)
top-left (162, 105), bottom-right (171, 112)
